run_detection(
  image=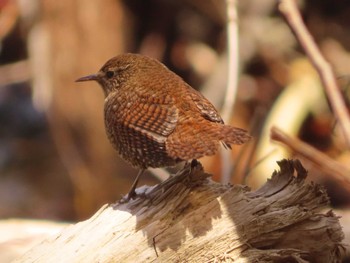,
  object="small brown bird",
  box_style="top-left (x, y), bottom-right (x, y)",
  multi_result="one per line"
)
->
top-left (76, 53), bottom-right (250, 200)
